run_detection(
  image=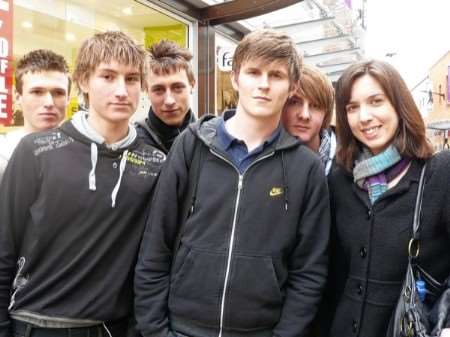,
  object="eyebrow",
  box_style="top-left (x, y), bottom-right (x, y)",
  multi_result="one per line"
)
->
top-left (348, 92), bottom-right (384, 103)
